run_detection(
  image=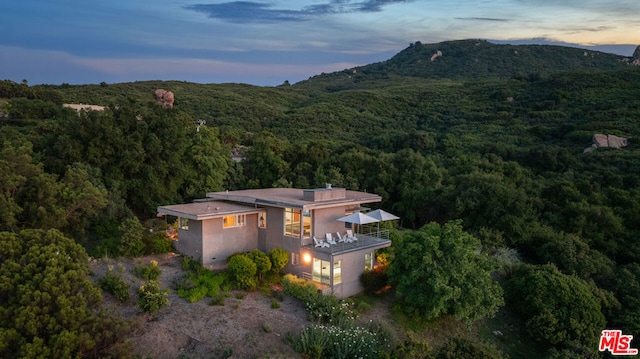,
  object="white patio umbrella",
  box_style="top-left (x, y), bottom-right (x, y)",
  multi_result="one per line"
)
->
top-left (366, 209), bottom-right (400, 232)
top-left (365, 209), bottom-right (400, 221)
top-left (336, 212), bottom-right (379, 234)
